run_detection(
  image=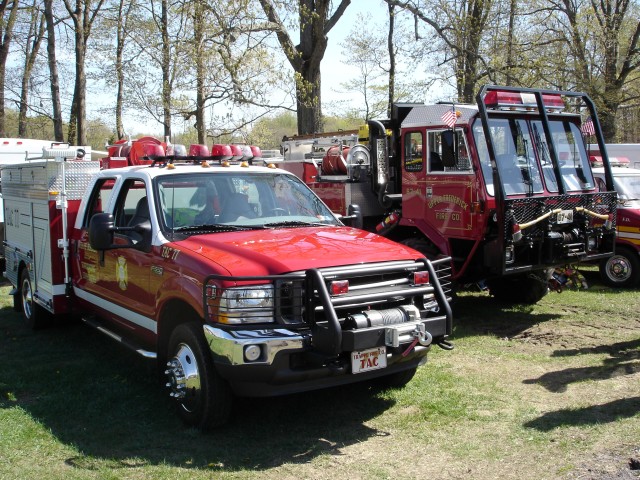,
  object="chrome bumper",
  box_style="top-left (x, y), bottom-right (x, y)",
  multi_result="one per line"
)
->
top-left (203, 325), bottom-right (307, 366)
